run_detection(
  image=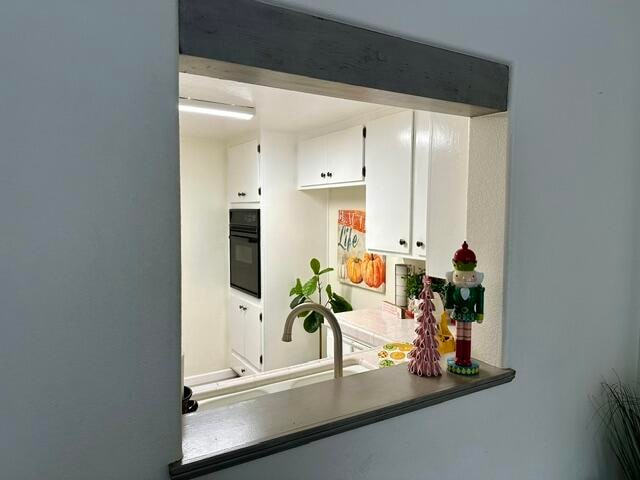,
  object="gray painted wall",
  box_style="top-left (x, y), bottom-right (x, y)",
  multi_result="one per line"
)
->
top-left (0, 1), bottom-right (181, 479)
top-left (2, 1), bottom-right (640, 479)
top-left (203, 1), bottom-right (640, 479)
